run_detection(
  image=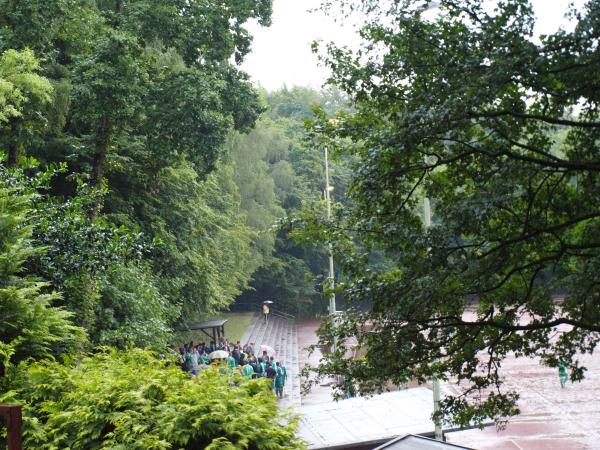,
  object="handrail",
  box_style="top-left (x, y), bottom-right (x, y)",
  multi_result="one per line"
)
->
top-left (271, 309), bottom-right (295, 320)
top-left (231, 301), bottom-right (295, 321)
